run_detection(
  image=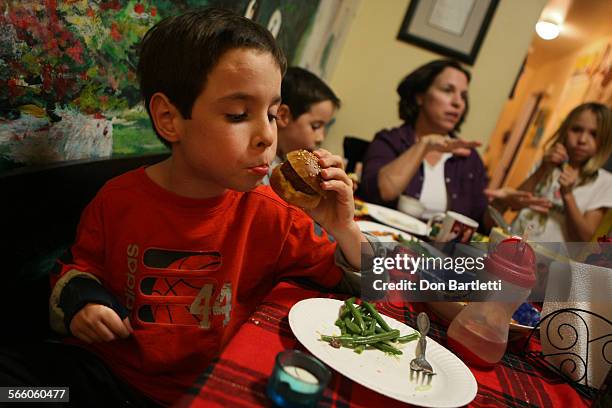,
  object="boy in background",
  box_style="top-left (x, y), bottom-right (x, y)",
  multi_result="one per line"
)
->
top-left (263, 66), bottom-right (340, 184)
top-left (0, 8), bottom-right (367, 407)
